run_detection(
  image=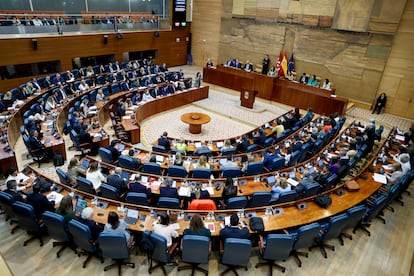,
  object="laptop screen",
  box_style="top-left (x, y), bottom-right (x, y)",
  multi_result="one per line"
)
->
top-left (75, 198), bottom-right (87, 215)
top-left (118, 143), bottom-right (125, 151)
top-left (81, 158), bottom-right (90, 169)
top-left (267, 175), bottom-right (276, 186)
